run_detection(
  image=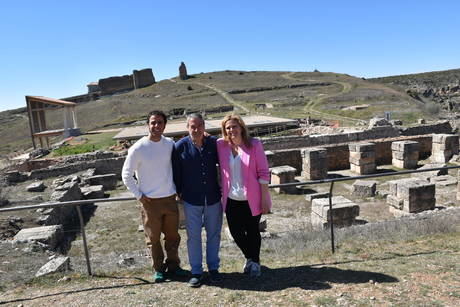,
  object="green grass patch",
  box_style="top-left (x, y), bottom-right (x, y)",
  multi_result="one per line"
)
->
top-left (51, 131), bottom-right (118, 156)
